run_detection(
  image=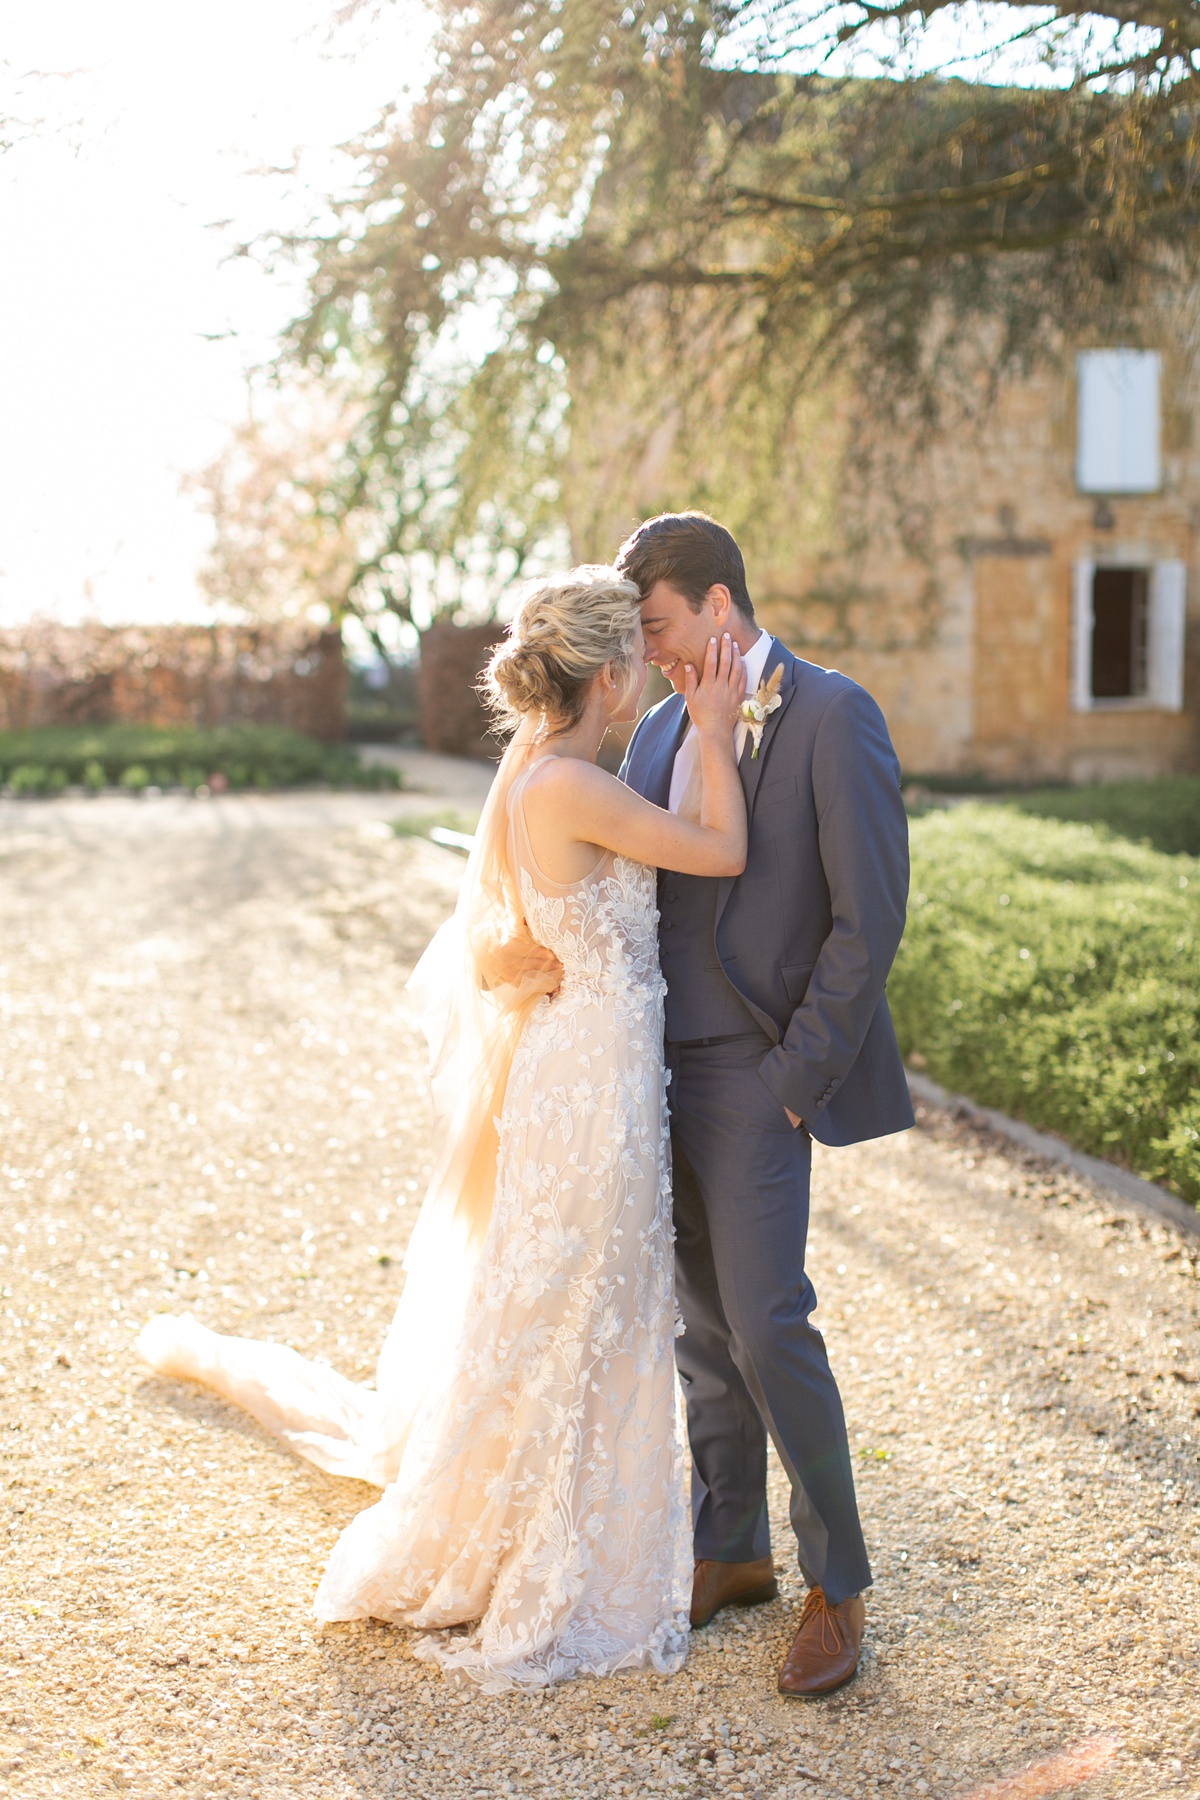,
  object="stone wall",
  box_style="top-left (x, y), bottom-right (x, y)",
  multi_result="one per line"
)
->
top-left (567, 324), bottom-right (1200, 783)
top-left (0, 622), bottom-right (346, 743)
top-left (789, 351), bottom-right (1200, 783)
top-left (417, 622), bottom-right (505, 758)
